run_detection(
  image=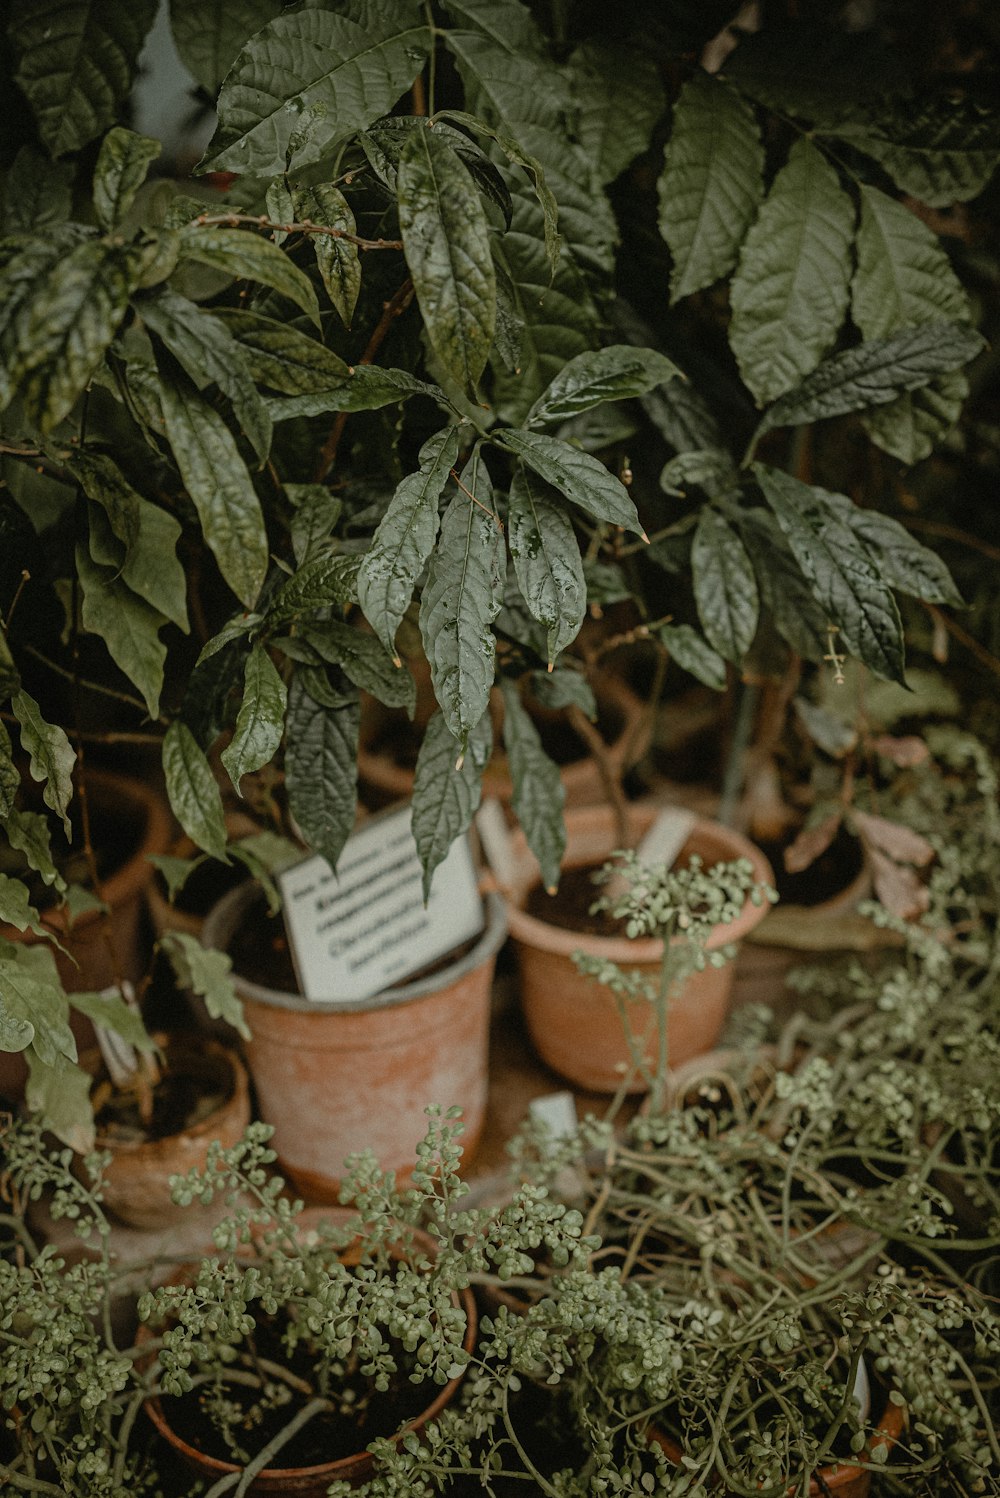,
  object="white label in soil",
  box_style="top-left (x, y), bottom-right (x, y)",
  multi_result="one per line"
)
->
top-left (277, 806), bottom-right (484, 1005)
